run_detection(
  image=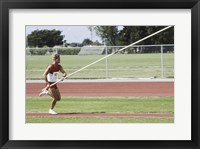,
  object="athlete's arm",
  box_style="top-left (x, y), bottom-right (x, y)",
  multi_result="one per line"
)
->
top-left (60, 65), bottom-right (67, 80)
top-left (43, 65), bottom-right (52, 83)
